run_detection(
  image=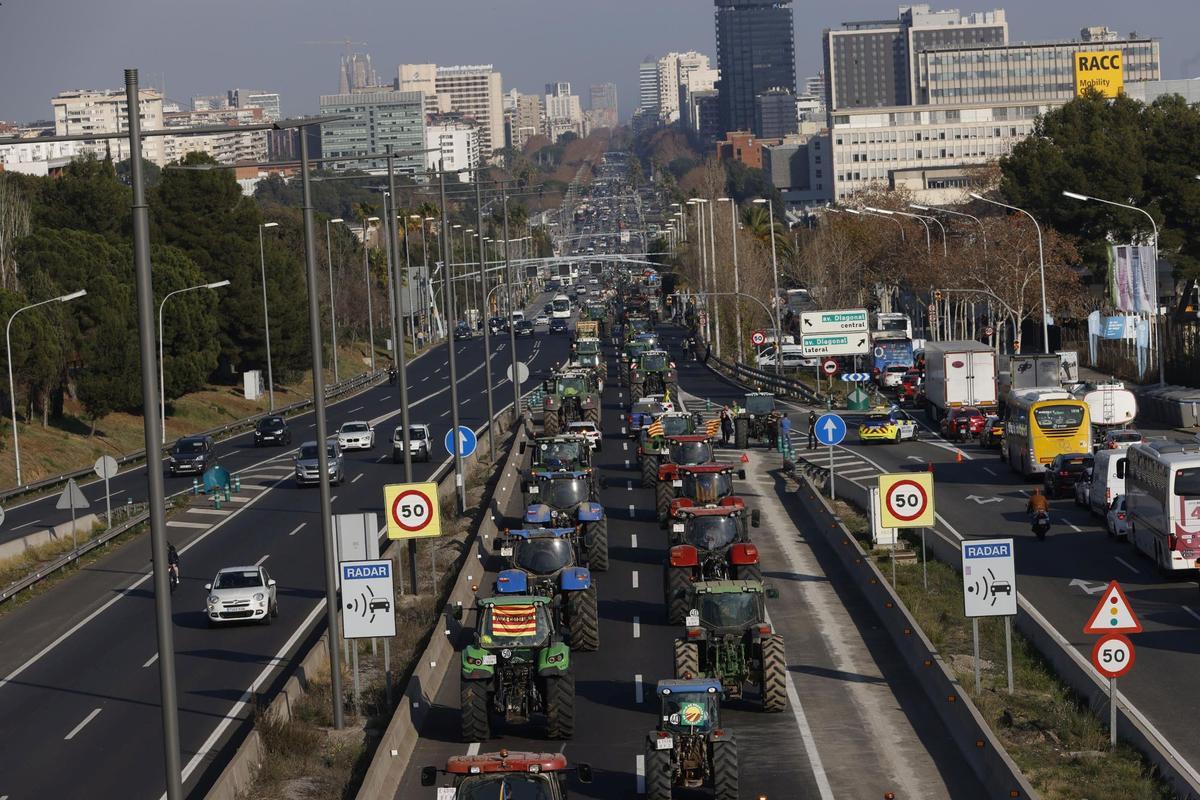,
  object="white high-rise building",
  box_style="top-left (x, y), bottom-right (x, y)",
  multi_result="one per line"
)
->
top-left (51, 88), bottom-right (166, 165)
top-left (163, 106), bottom-right (269, 165)
top-left (657, 51), bottom-right (711, 124)
top-left (434, 65), bottom-right (504, 163)
top-left (397, 64), bottom-right (447, 115)
top-left (544, 82), bottom-right (584, 141)
top-left (425, 119), bottom-right (480, 180)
